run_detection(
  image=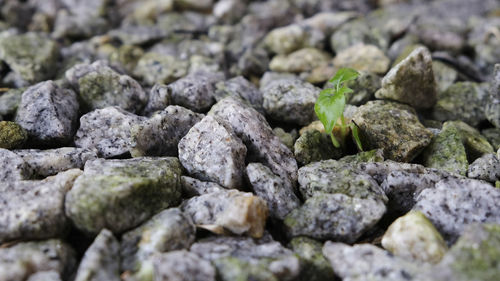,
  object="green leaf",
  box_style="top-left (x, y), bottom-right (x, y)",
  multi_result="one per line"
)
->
top-left (350, 122), bottom-right (363, 151)
top-left (329, 68), bottom-right (359, 89)
top-left (315, 88), bottom-right (345, 135)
